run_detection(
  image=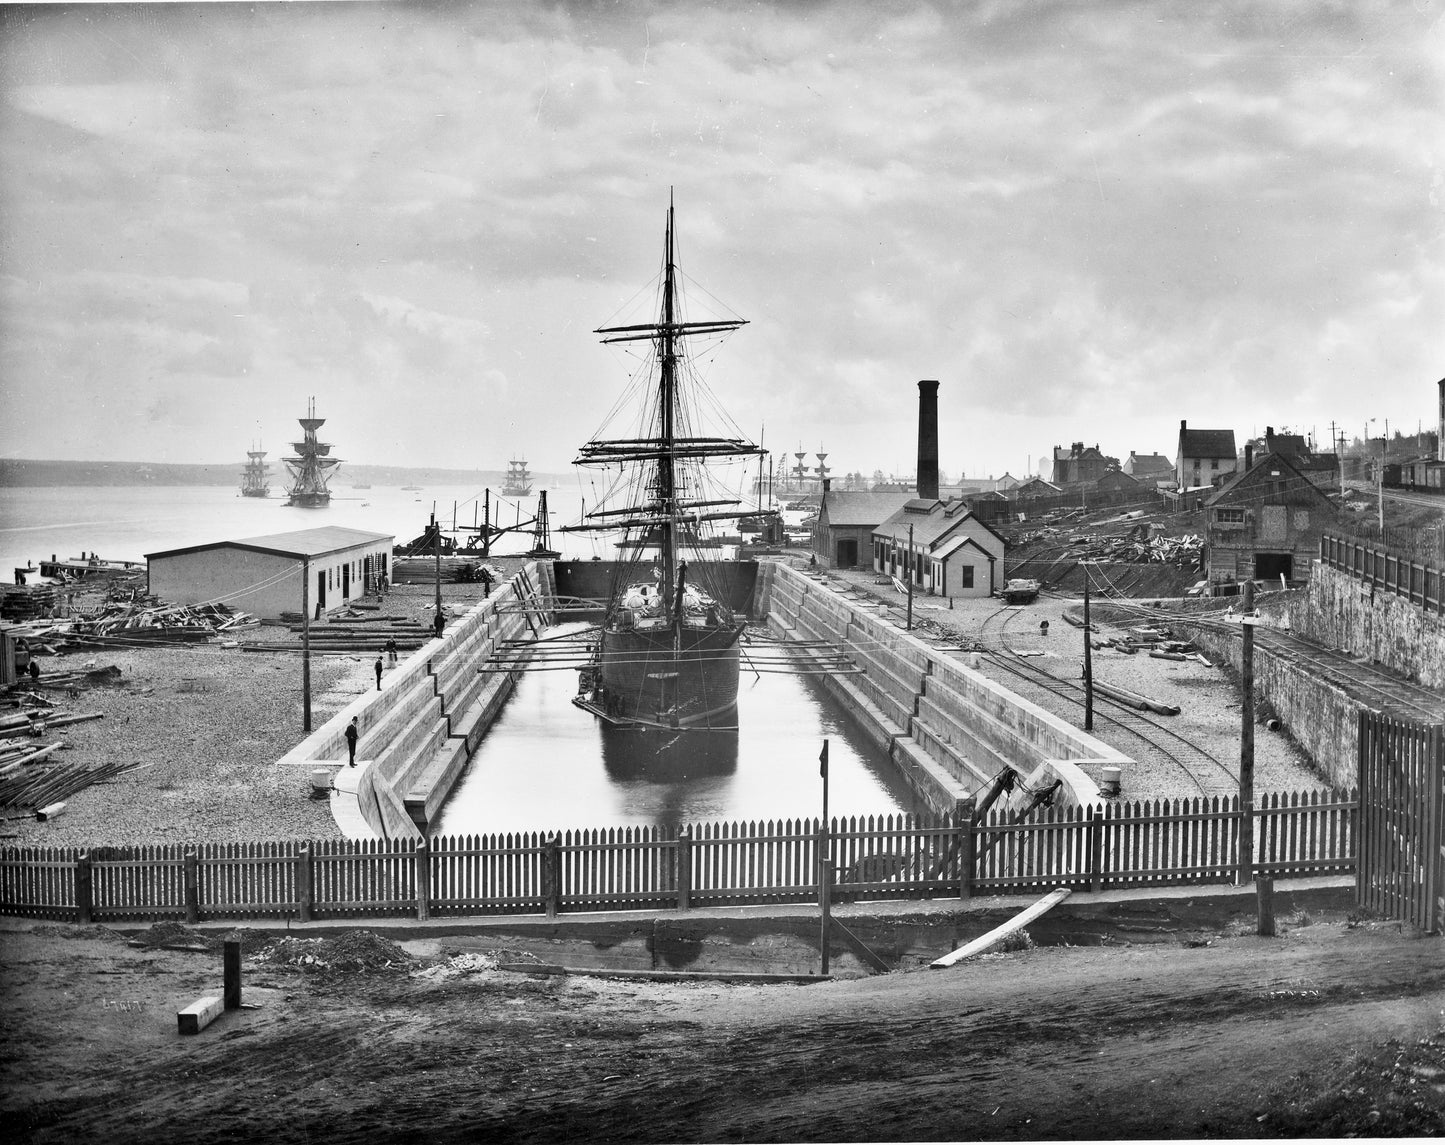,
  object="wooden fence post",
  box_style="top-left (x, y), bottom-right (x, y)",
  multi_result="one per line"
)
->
top-left (955, 797), bottom-right (975, 901)
top-left (296, 845), bottom-right (313, 923)
top-left (75, 851), bottom-right (92, 925)
top-left (184, 849), bottom-right (199, 924)
top-left (1088, 805), bottom-right (1104, 893)
top-left (543, 834), bottom-right (561, 918)
top-left (675, 827), bottom-right (691, 911)
top-left (414, 838), bottom-right (430, 922)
